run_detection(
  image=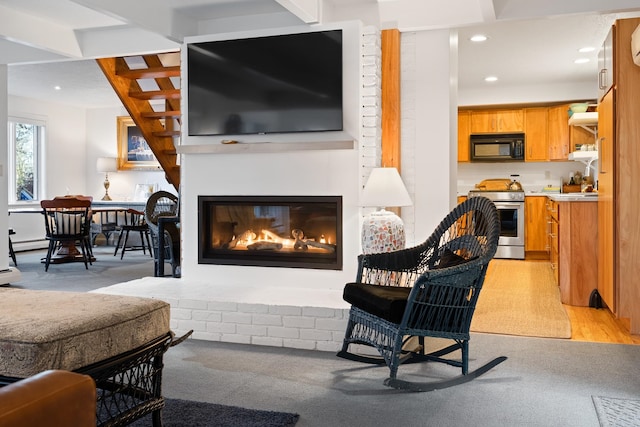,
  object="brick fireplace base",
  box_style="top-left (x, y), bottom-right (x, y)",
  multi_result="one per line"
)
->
top-left (93, 278), bottom-right (350, 352)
